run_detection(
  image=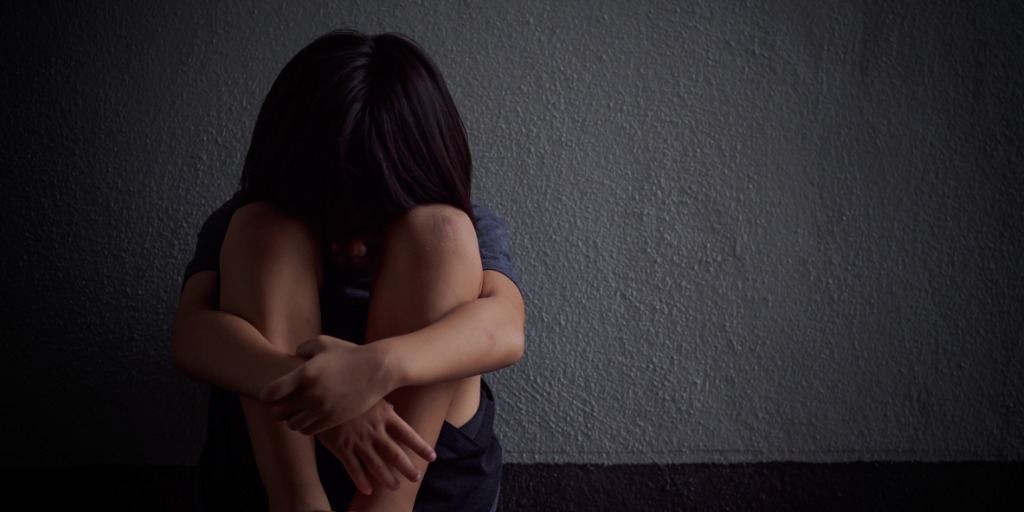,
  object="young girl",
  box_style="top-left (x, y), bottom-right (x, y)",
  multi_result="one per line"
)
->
top-left (170, 30), bottom-right (524, 512)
